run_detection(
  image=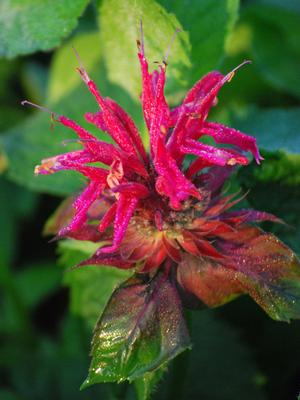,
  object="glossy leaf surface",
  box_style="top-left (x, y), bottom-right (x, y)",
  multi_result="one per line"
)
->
top-left (83, 270), bottom-right (190, 386)
top-left (178, 228), bottom-right (300, 321)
